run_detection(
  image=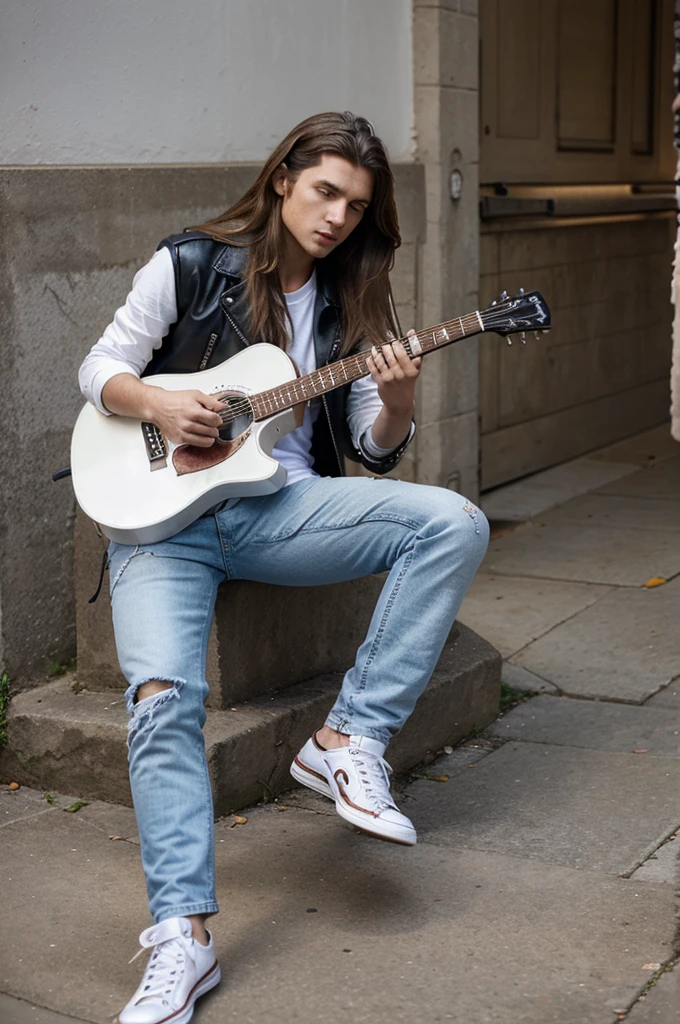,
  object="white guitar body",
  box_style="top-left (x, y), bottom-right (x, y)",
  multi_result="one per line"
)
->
top-left (71, 344), bottom-right (299, 545)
